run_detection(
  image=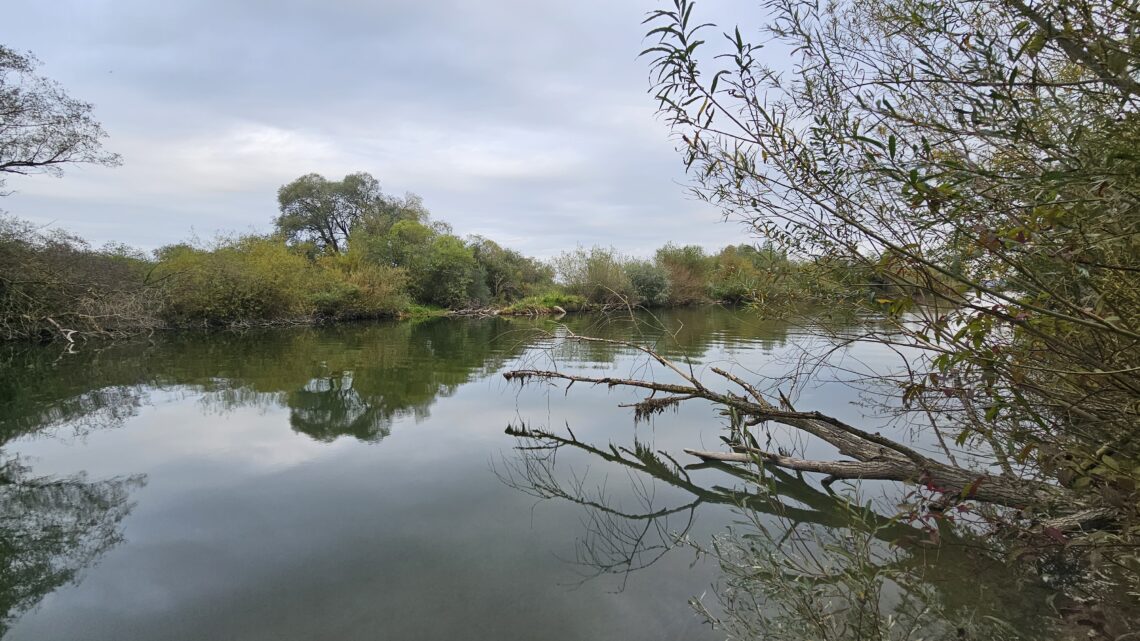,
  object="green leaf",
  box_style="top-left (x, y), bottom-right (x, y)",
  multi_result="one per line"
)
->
top-left (1024, 31), bottom-right (1047, 58)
